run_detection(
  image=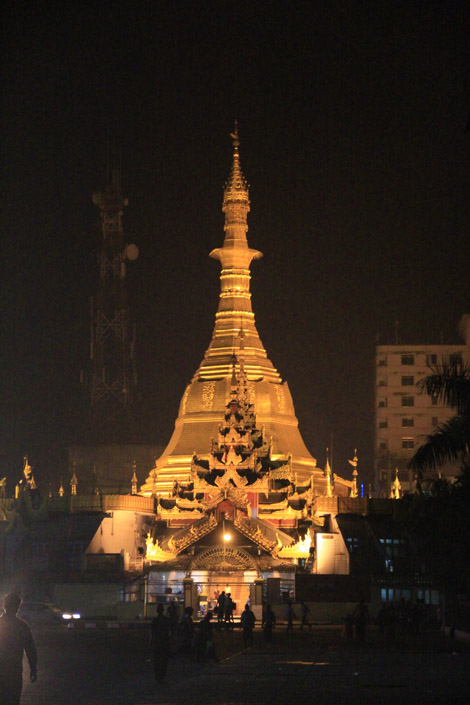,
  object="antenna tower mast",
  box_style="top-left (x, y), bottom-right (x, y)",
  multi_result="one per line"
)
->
top-left (88, 169), bottom-right (138, 439)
